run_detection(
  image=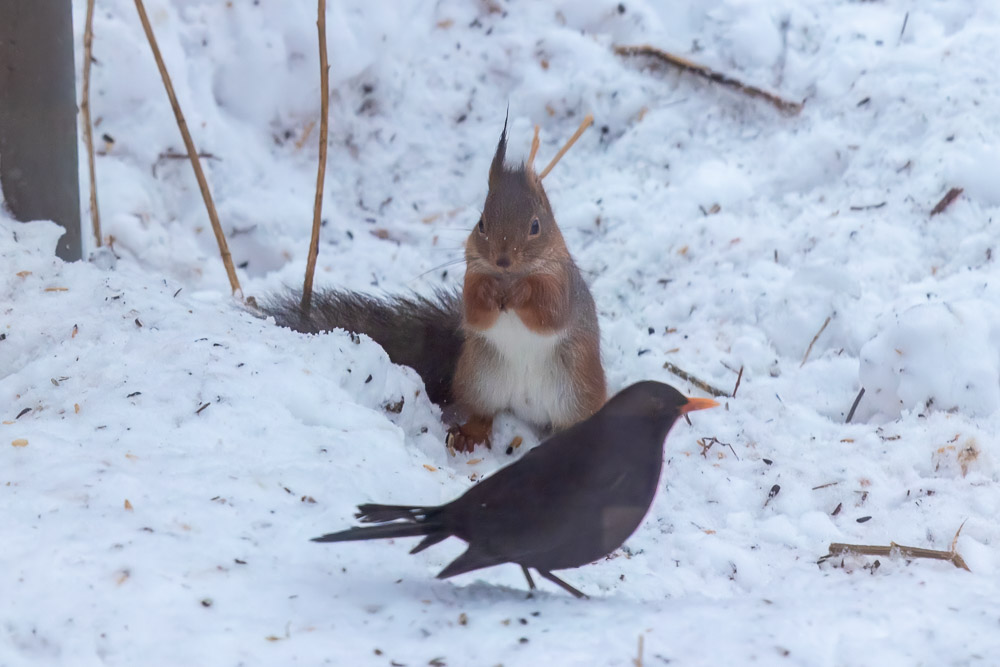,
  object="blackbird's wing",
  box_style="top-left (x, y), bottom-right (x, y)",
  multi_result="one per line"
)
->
top-left (444, 415), bottom-right (665, 571)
